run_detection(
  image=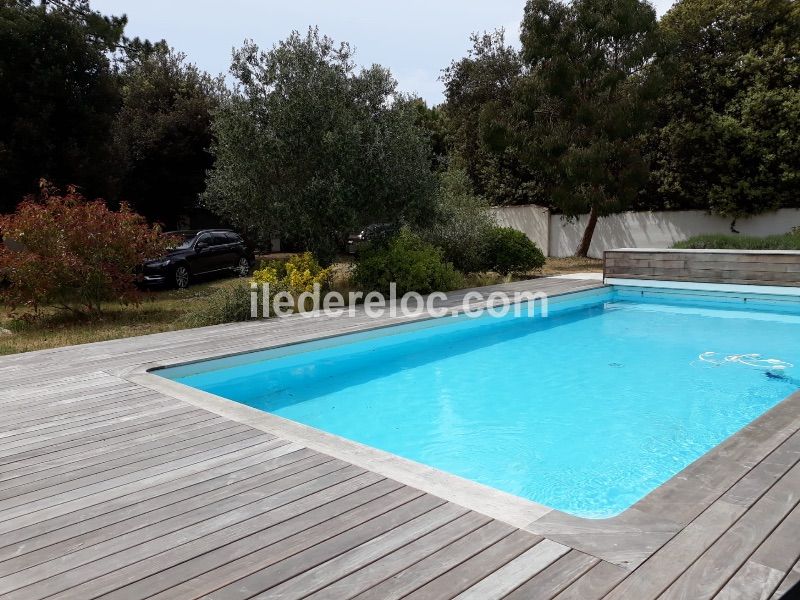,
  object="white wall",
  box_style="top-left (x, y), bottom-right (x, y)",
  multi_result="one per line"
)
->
top-left (490, 205), bottom-right (550, 255)
top-left (549, 209), bottom-right (800, 258)
top-left (492, 206), bottom-right (800, 258)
